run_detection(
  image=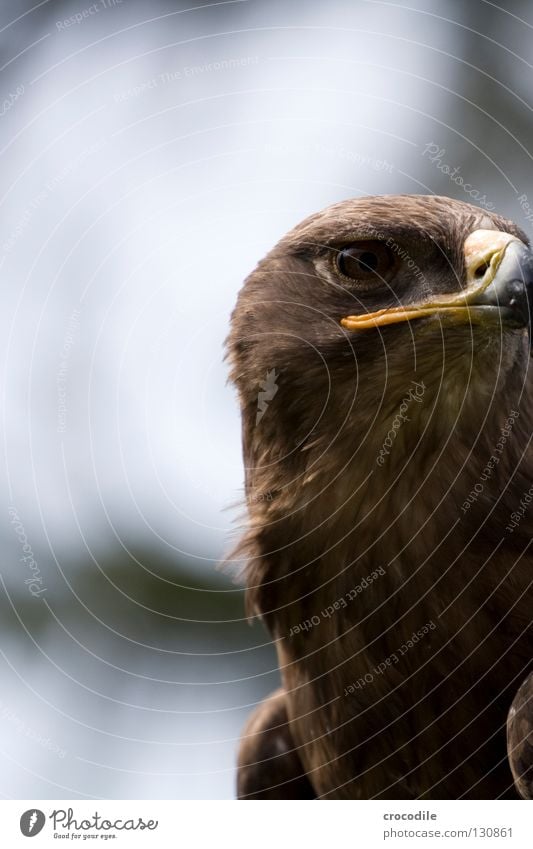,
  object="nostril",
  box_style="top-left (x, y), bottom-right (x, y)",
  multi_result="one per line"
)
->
top-left (474, 261), bottom-right (491, 279)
